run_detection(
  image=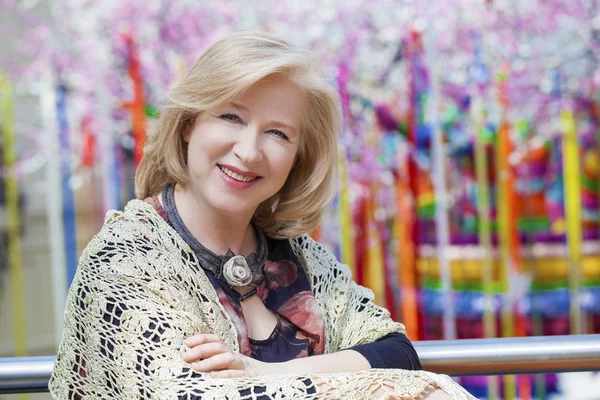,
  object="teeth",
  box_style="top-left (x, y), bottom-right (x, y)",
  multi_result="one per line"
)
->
top-left (219, 166), bottom-right (258, 183)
